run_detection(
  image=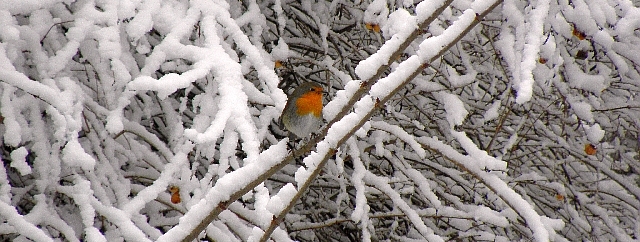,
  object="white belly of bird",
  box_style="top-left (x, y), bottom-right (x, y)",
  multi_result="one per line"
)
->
top-left (289, 113), bottom-right (321, 138)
